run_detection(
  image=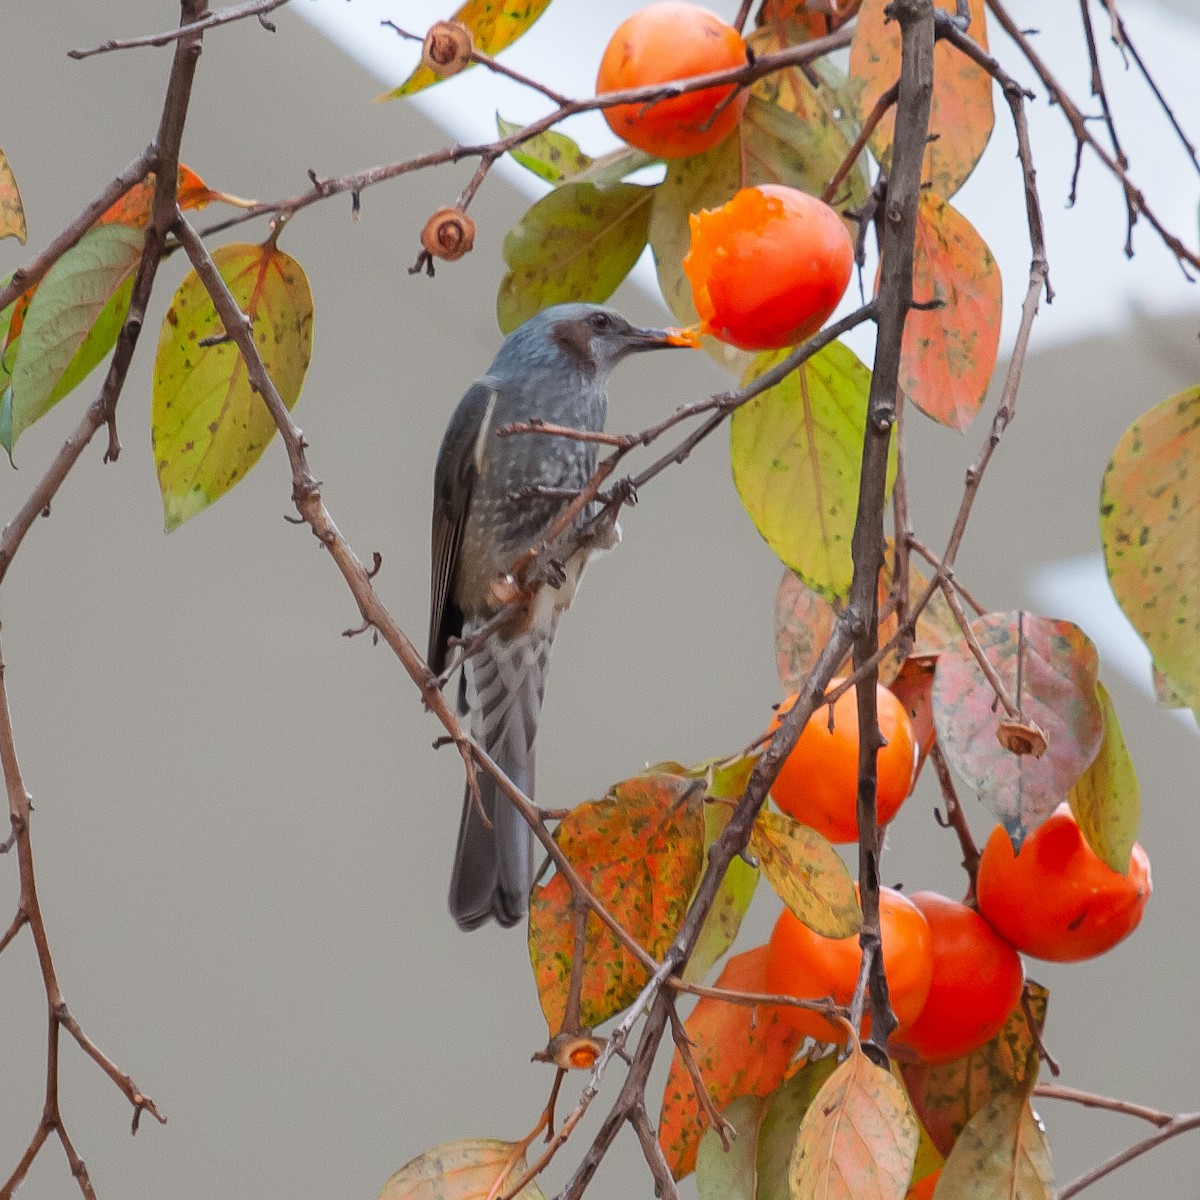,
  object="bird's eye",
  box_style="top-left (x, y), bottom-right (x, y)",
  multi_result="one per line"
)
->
top-left (589, 311), bottom-right (612, 333)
